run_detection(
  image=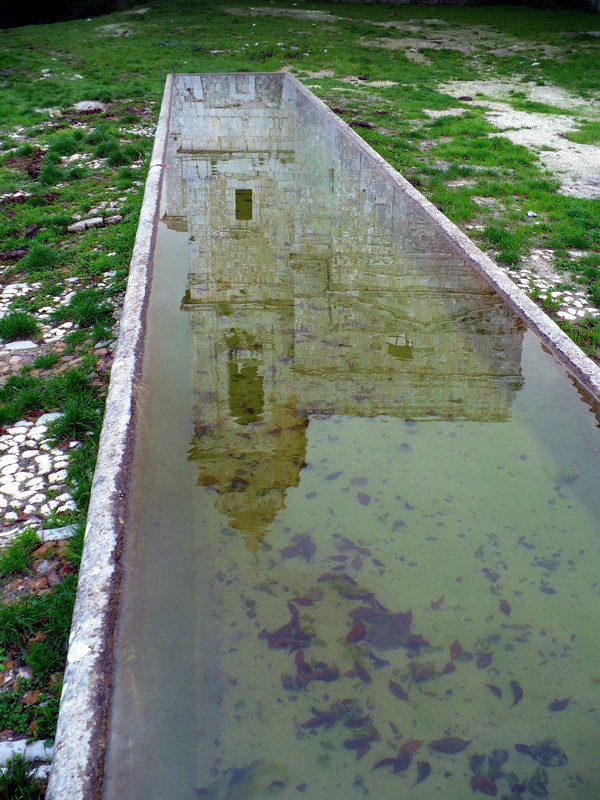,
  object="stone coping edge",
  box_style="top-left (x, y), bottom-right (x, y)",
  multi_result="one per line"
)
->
top-left (45, 73), bottom-right (174, 800)
top-left (46, 70), bottom-right (600, 800)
